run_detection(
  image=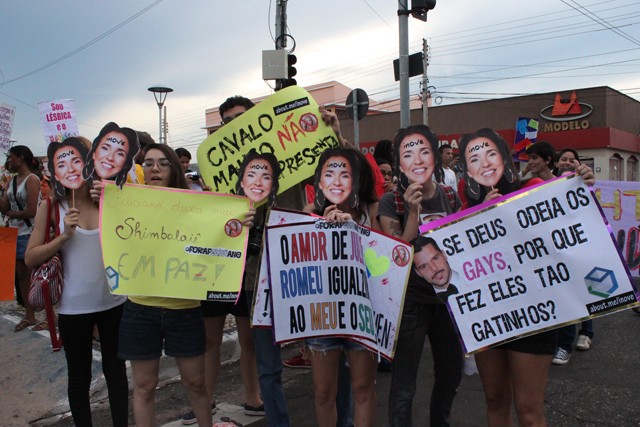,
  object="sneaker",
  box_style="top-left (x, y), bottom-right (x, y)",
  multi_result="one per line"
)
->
top-left (576, 335), bottom-right (592, 351)
top-left (552, 348), bottom-right (571, 365)
top-left (244, 403), bottom-right (266, 416)
top-left (283, 352), bottom-right (311, 369)
top-left (181, 402), bottom-right (217, 425)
